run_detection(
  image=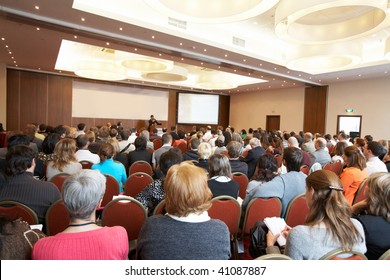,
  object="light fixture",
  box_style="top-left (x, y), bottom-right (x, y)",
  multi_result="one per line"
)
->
top-left (385, 36), bottom-right (390, 60)
top-left (196, 72), bottom-right (237, 90)
top-left (275, 0), bottom-right (388, 43)
top-left (142, 65), bottom-right (188, 82)
top-left (116, 50), bottom-right (174, 72)
top-left (285, 42), bottom-right (362, 74)
top-left (144, 0), bottom-right (280, 23)
top-left (75, 61), bottom-right (127, 81)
